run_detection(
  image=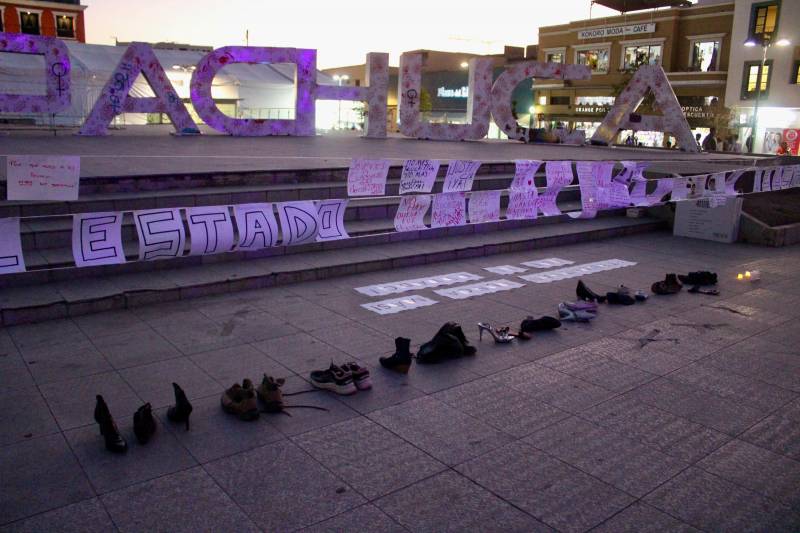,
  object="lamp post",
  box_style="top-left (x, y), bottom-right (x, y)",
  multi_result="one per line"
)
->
top-left (332, 74), bottom-right (349, 129)
top-left (744, 35), bottom-right (790, 153)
